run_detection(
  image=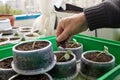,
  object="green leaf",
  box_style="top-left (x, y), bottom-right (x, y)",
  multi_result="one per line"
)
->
top-left (64, 54), bottom-right (70, 60)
